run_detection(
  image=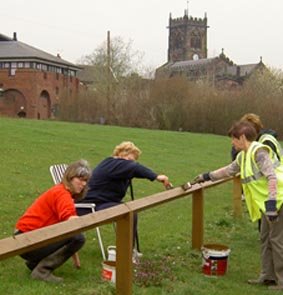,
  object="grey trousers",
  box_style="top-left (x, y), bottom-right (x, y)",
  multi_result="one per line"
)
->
top-left (260, 206), bottom-right (283, 285)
